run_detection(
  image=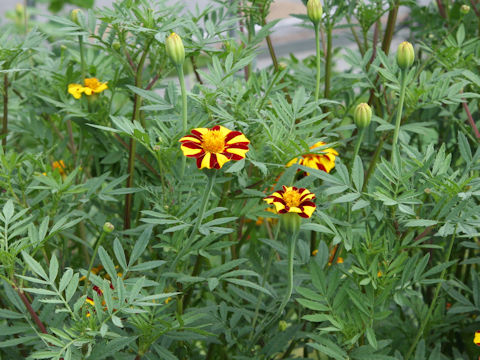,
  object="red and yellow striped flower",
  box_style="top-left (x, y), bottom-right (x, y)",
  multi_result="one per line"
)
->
top-left (179, 125), bottom-right (250, 169)
top-left (287, 141), bottom-right (338, 173)
top-left (474, 330), bottom-right (480, 346)
top-left (264, 186), bottom-right (316, 218)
